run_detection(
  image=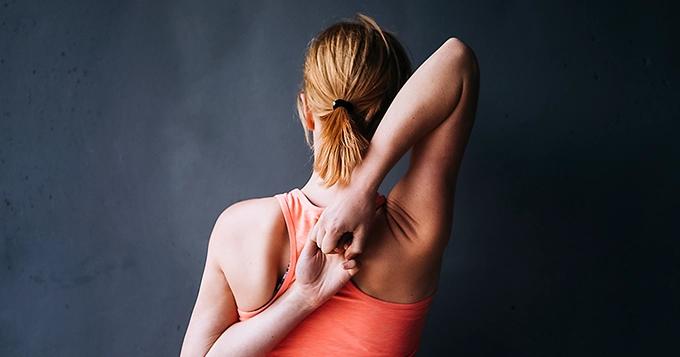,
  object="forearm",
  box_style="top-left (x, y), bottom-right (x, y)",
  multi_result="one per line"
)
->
top-left (204, 285), bottom-right (315, 357)
top-left (351, 38), bottom-right (477, 192)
